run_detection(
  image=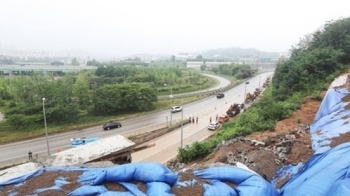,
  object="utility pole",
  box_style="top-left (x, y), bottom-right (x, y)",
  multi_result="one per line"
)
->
top-left (181, 108), bottom-right (183, 148)
top-left (42, 98), bottom-right (51, 156)
top-left (170, 87), bottom-right (173, 126)
top-left (243, 81), bottom-right (249, 103)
